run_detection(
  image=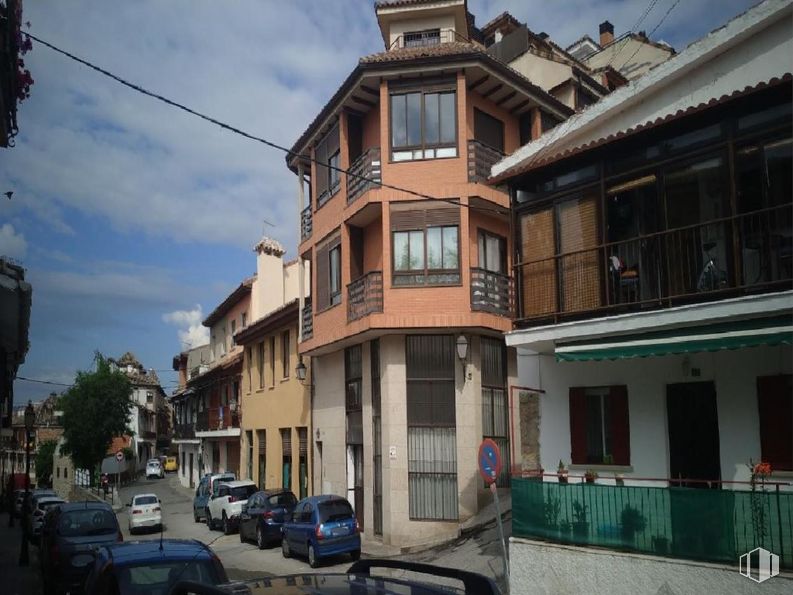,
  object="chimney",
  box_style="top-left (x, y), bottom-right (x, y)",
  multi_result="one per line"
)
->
top-left (599, 20), bottom-right (614, 46)
top-left (252, 237), bottom-right (286, 319)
